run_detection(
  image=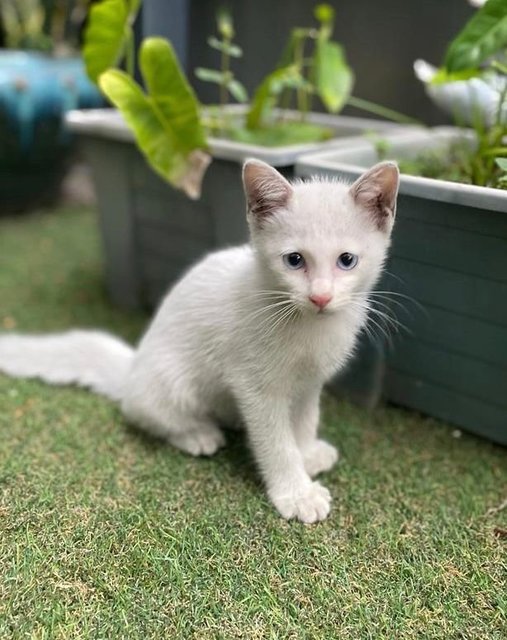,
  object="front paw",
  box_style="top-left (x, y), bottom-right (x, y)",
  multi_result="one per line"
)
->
top-left (303, 439), bottom-right (339, 477)
top-left (270, 481), bottom-right (331, 523)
